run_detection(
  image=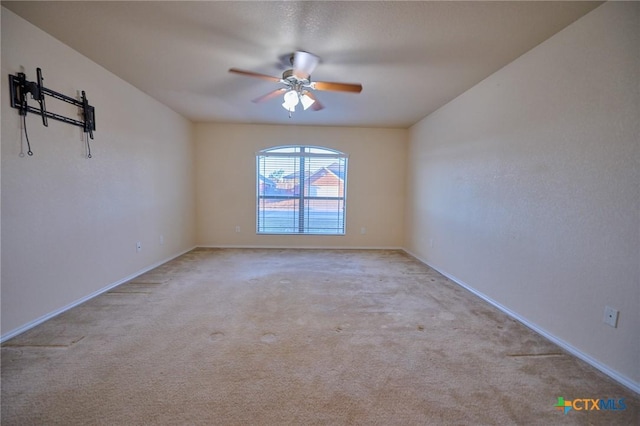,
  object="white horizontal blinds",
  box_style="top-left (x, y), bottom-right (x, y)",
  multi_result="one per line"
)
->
top-left (303, 154), bottom-right (346, 233)
top-left (257, 151), bottom-right (301, 233)
top-left (257, 146), bottom-right (347, 235)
